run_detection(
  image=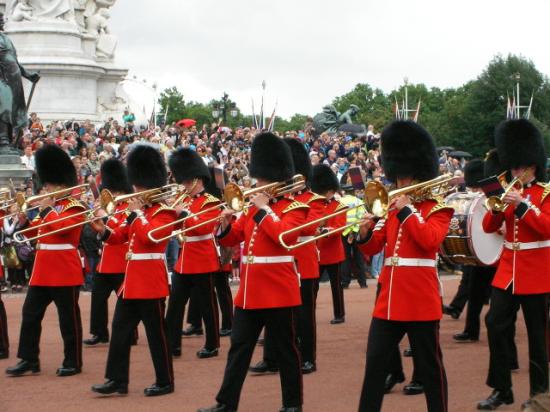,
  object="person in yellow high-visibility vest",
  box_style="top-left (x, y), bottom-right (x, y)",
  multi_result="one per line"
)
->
top-left (340, 185), bottom-right (368, 288)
